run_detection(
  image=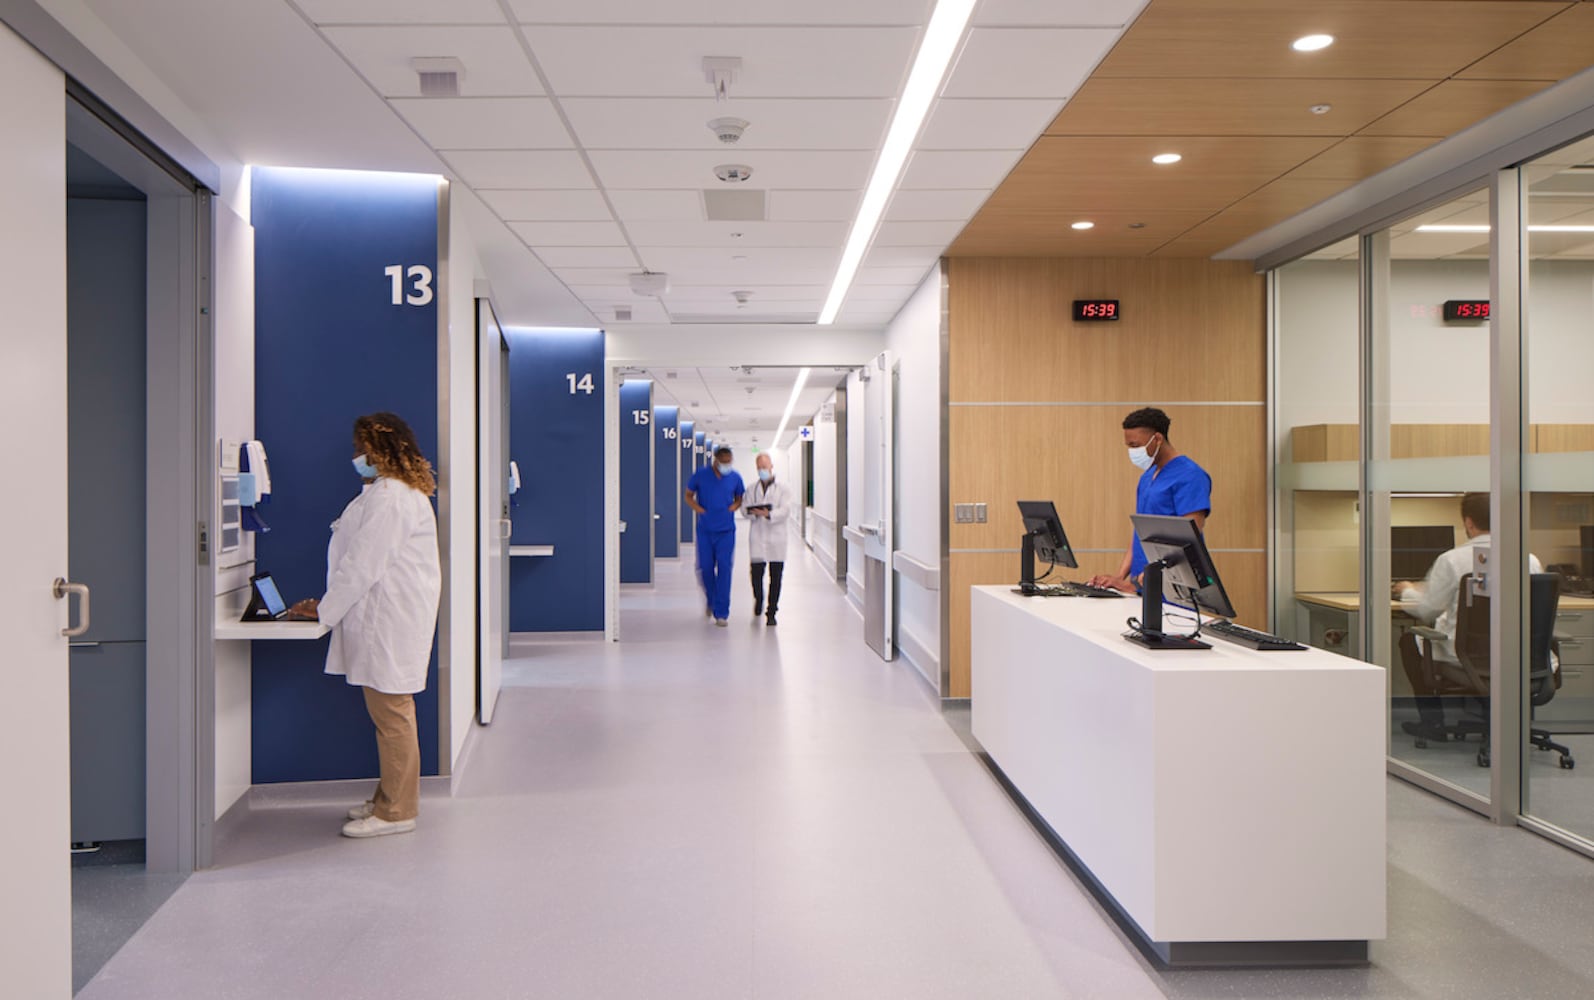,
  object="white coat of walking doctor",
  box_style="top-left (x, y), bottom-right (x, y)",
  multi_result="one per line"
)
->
top-left (743, 452), bottom-right (790, 626)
